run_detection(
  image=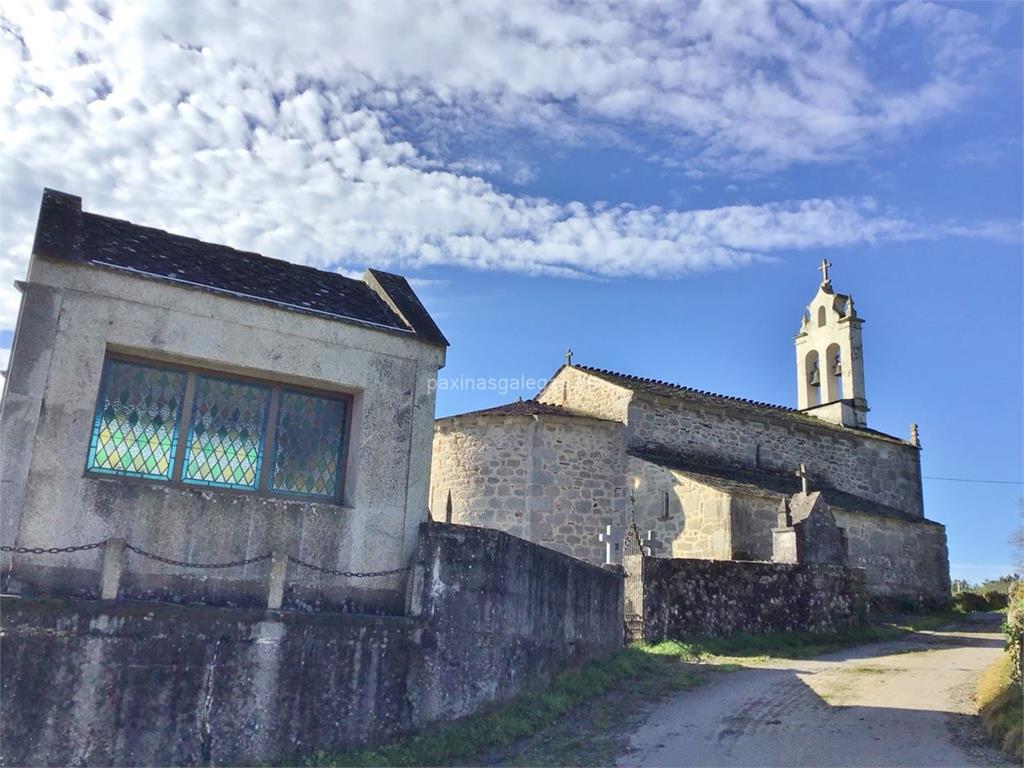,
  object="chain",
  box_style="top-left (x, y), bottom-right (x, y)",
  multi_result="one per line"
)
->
top-left (124, 543), bottom-right (271, 569)
top-left (287, 554), bottom-right (410, 578)
top-left (2, 540), bottom-right (405, 577)
top-left (0, 541), bottom-right (106, 554)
